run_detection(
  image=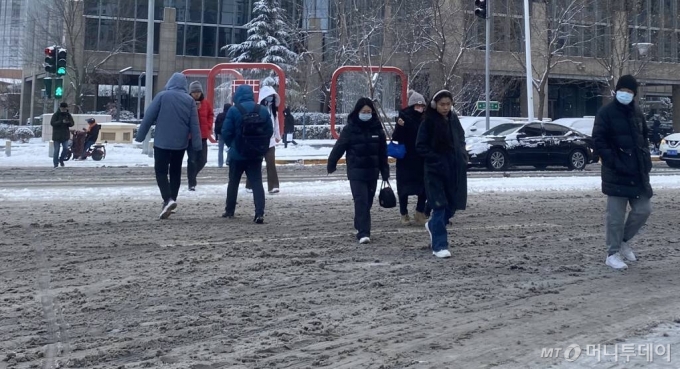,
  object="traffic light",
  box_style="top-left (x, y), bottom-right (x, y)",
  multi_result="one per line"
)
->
top-left (56, 48), bottom-right (67, 76)
top-left (44, 46), bottom-right (56, 74)
top-left (475, 0), bottom-right (488, 19)
top-left (54, 78), bottom-right (64, 99)
top-left (43, 78), bottom-right (52, 99)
